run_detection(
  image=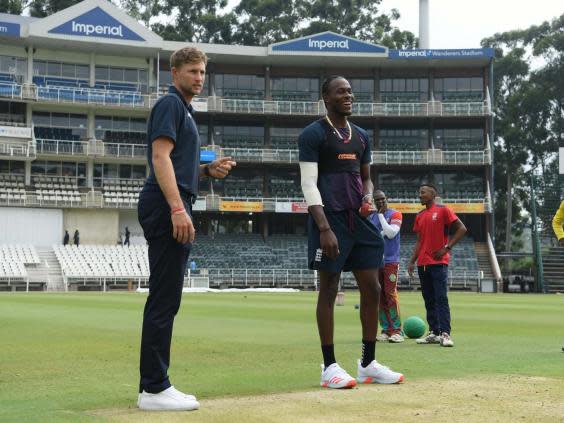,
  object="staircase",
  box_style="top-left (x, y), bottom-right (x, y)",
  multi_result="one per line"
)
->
top-left (26, 247), bottom-right (65, 291)
top-left (474, 242), bottom-right (496, 289)
top-left (542, 246), bottom-right (564, 293)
